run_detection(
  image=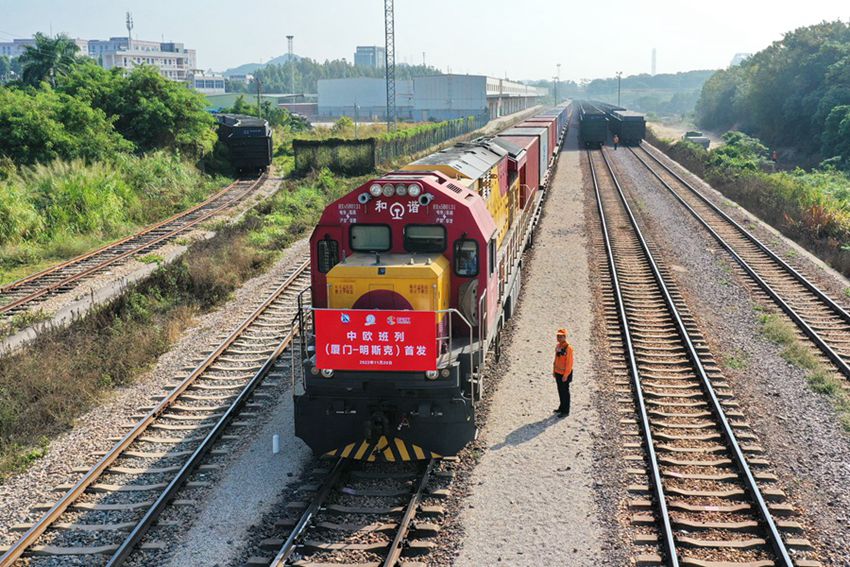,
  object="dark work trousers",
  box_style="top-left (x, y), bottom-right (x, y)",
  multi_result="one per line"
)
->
top-left (553, 372), bottom-right (573, 414)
